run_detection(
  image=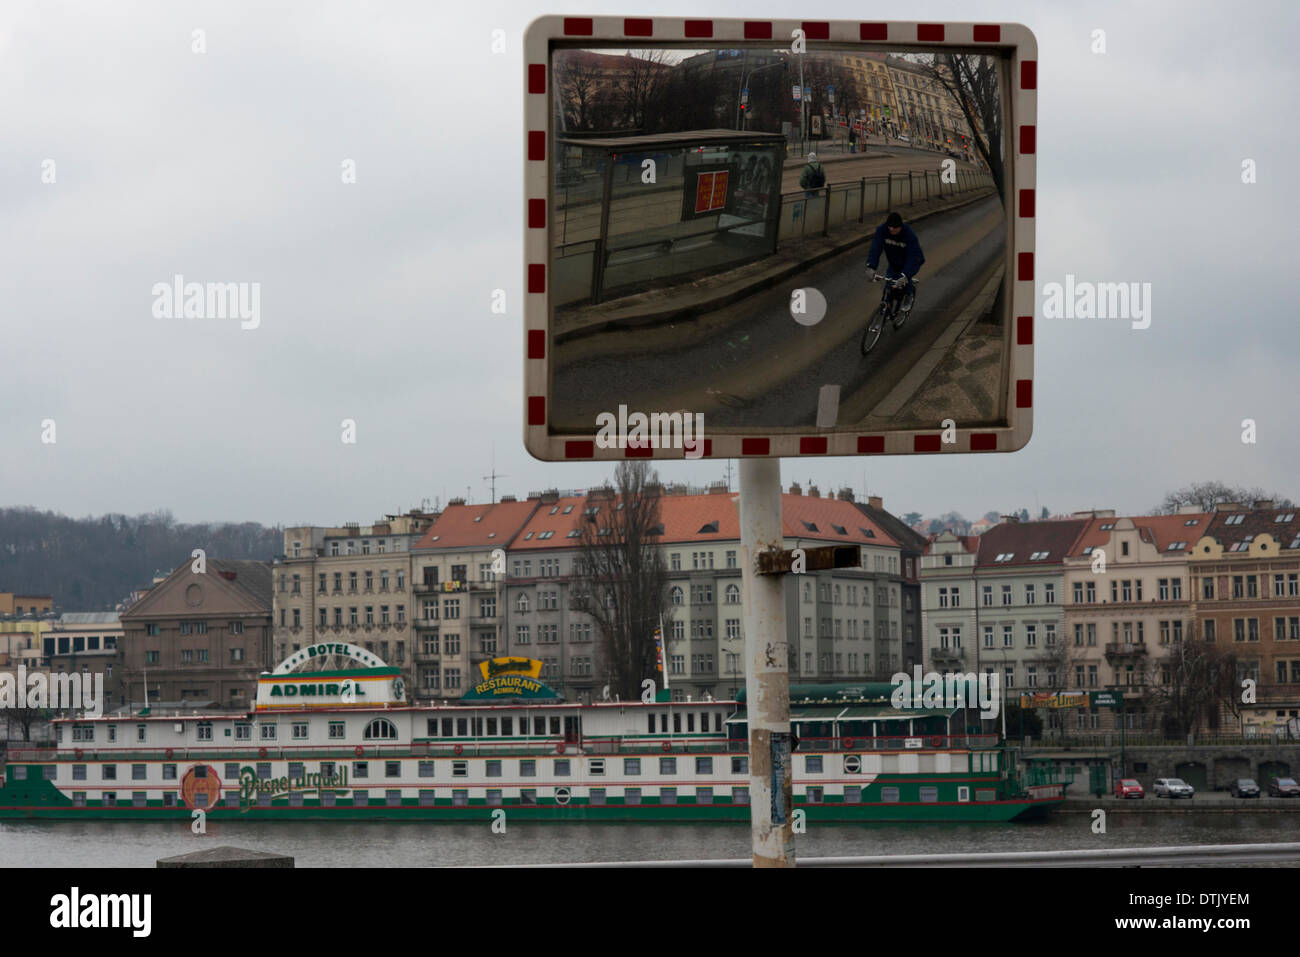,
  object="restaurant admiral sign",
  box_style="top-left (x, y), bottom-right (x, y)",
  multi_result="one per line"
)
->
top-left (462, 657), bottom-right (561, 701)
